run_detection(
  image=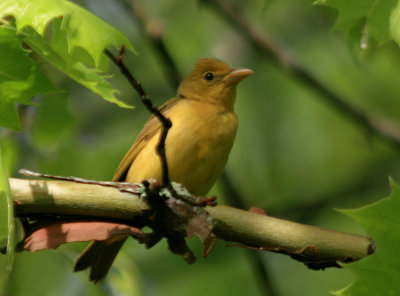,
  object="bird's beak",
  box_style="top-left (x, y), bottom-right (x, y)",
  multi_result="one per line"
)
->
top-left (223, 68), bottom-right (254, 85)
